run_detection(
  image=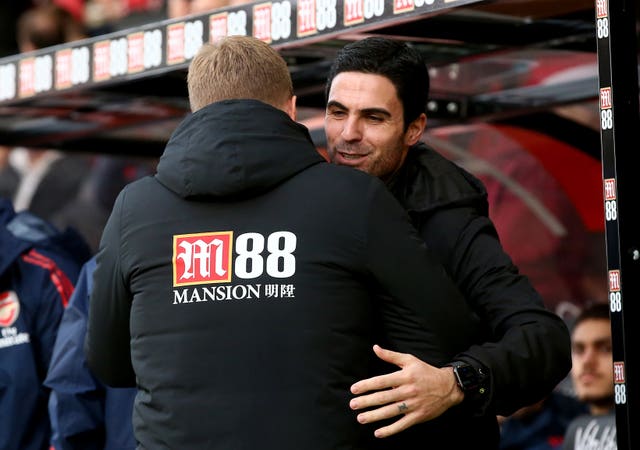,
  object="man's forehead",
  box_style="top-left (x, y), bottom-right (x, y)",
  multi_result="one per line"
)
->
top-left (572, 319), bottom-right (612, 342)
top-left (328, 72), bottom-right (401, 109)
top-left (332, 71), bottom-right (396, 90)
top-left (573, 335), bottom-right (611, 346)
